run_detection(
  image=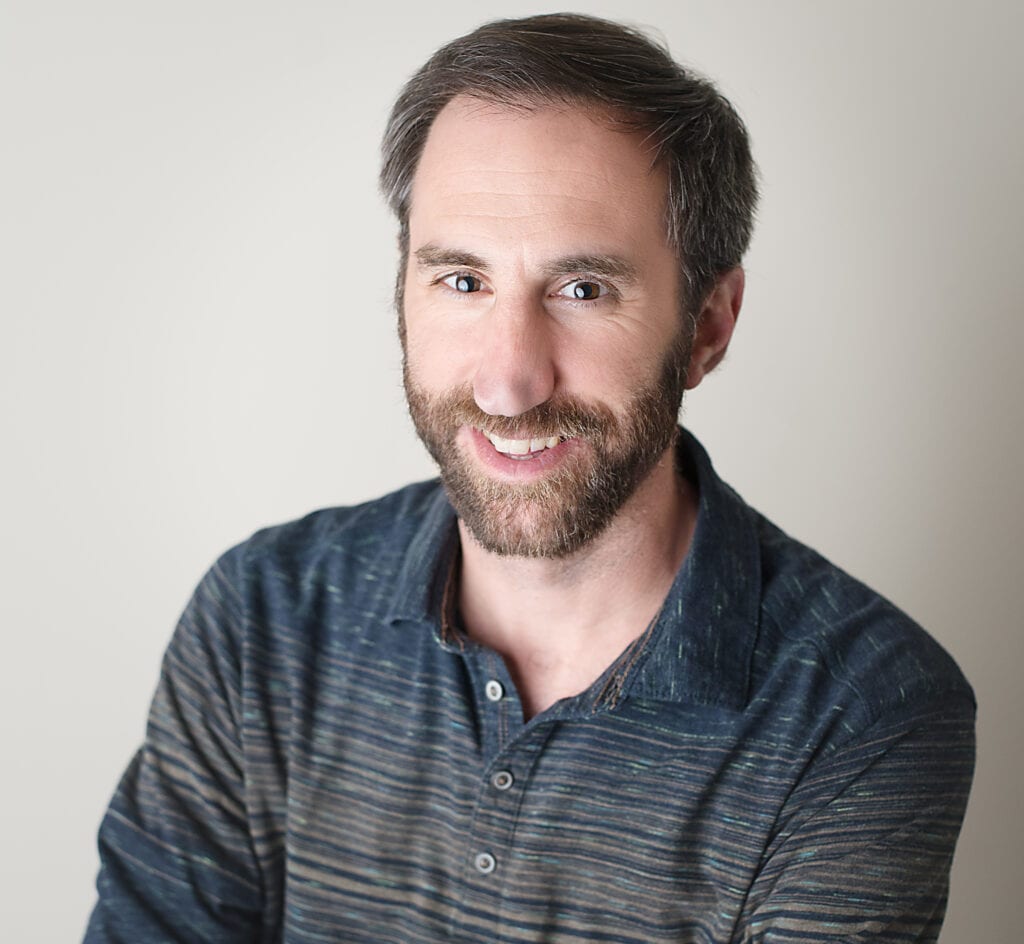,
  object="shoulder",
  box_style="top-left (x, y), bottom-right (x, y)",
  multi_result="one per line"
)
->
top-left (751, 512), bottom-right (975, 735)
top-left (220, 478), bottom-right (445, 576)
top-left (250, 478), bottom-right (444, 552)
top-left (190, 478), bottom-right (451, 635)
